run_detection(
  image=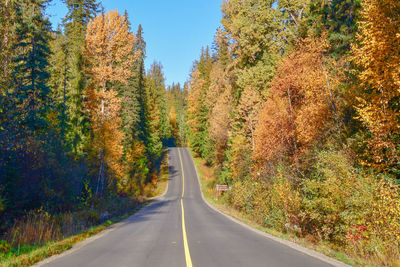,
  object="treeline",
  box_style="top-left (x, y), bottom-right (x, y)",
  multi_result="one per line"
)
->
top-left (0, 0), bottom-right (175, 232)
top-left (186, 0), bottom-right (400, 264)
